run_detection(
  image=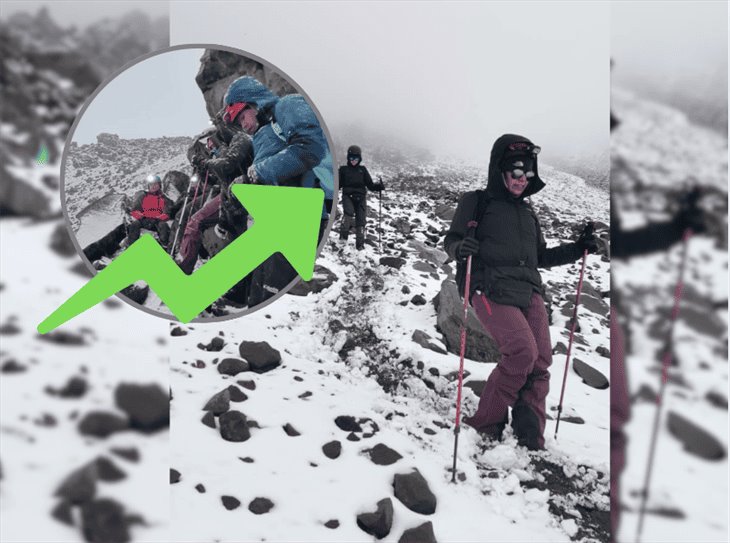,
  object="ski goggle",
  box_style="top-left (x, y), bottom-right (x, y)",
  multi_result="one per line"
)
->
top-left (507, 168), bottom-right (535, 179)
top-left (348, 154), bottom-right (361, 162)
top-left (223, 102), bottom-right (248, 124)
top-left (507, 142), bottom-right (541, 156)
